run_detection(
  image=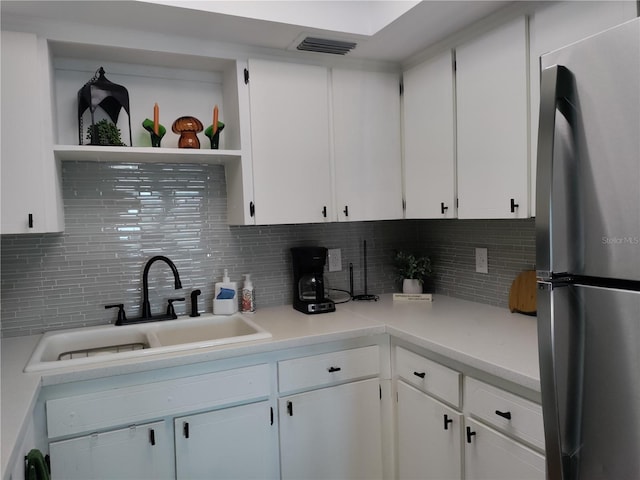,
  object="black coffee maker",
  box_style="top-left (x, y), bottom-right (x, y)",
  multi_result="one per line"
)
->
top-left (291, 247), bottom-right (336, 314)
